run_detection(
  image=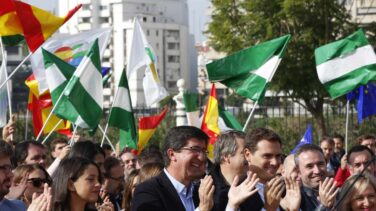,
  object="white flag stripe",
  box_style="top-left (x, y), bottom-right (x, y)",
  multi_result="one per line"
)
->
top-left (317, 45), bottom-right (376, 84)
top-left (45, 64), bottom-right (66, 92)
top-left (113, 87), bottom-right (132, 112)
top-left (77, 60), bottom-right (103, 108)
top-left (75, 115), bottom-right (88, 128)
top-left (253, 56), bottom-right (280, 82)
